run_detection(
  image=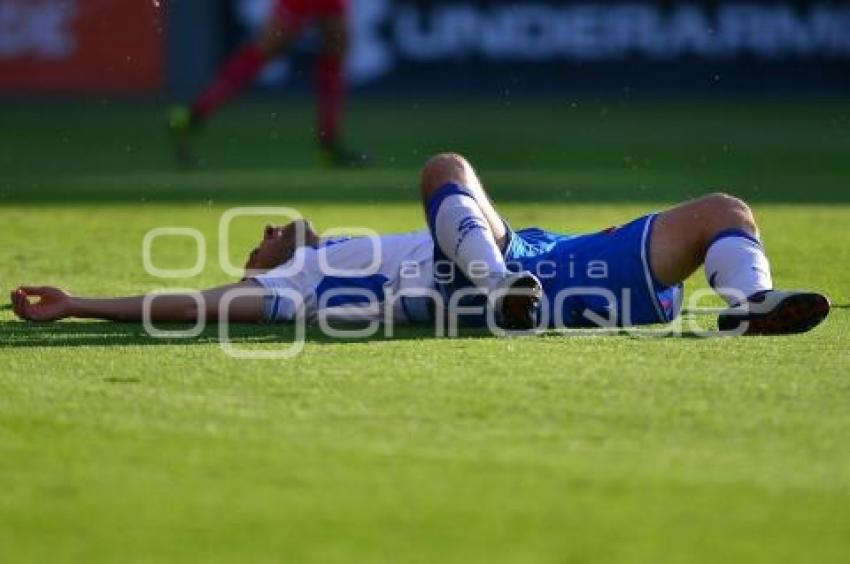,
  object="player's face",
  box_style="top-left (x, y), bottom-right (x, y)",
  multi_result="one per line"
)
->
top-left (243, 220), bottom-right (319, 277)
